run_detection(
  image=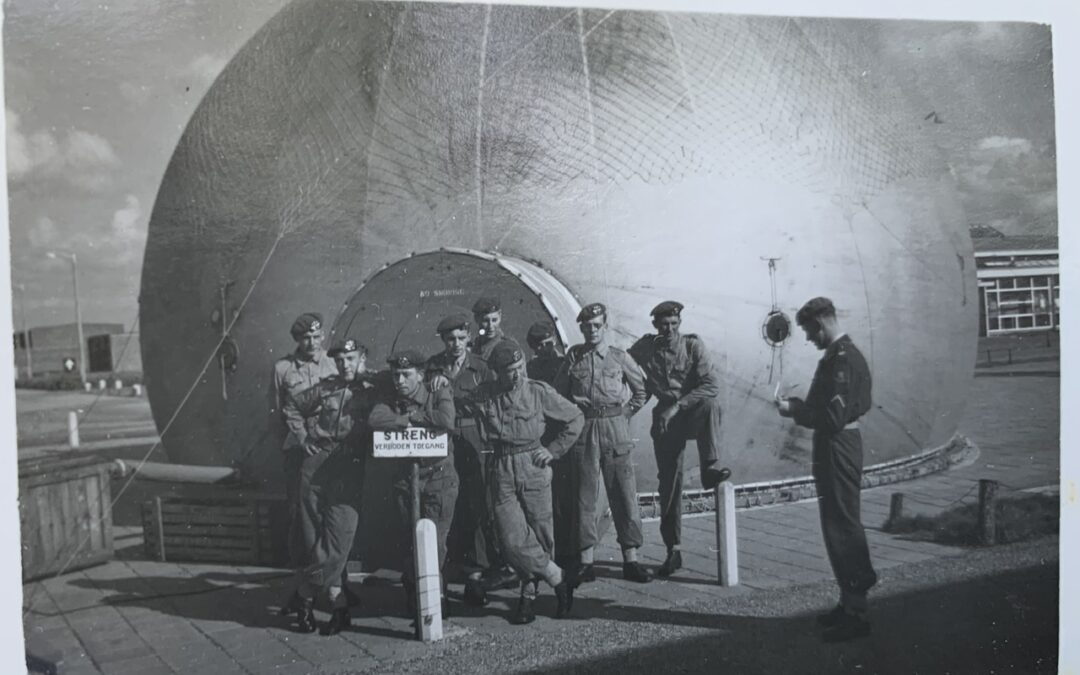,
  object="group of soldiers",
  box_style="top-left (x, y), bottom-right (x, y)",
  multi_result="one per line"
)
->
top-left (267, 294), bottom-right (877, 643)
